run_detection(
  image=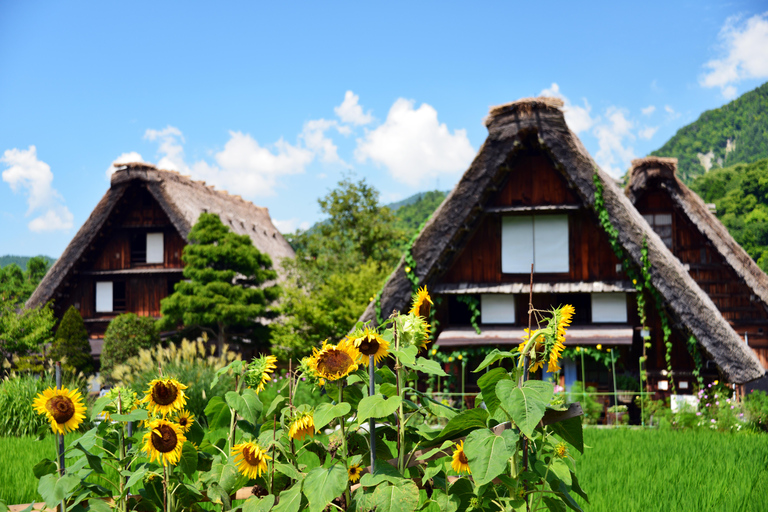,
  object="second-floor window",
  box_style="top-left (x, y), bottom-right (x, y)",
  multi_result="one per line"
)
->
top-left (501, 215), bottom-right (569, 273)
top-left (131, 232), bottom-right (164, 264)
top-left (643, 213), bottom-right (673, 249)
